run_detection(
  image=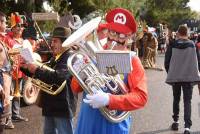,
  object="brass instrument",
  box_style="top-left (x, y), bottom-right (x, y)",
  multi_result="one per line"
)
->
top-left (13, 66), bottom-right (21, 97)
top-left (31, 78), bottom-right (66, 96)
top-left (8, 44), bottom-right (66, 96)
top-left (30, 62), bottom-right (67, 96)
top-left (8, 47), bottom-right (23, 98)
top-left (68, 52), bottom-right (130, 123)
top-left (63, 17), bottom-right (131, 123)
